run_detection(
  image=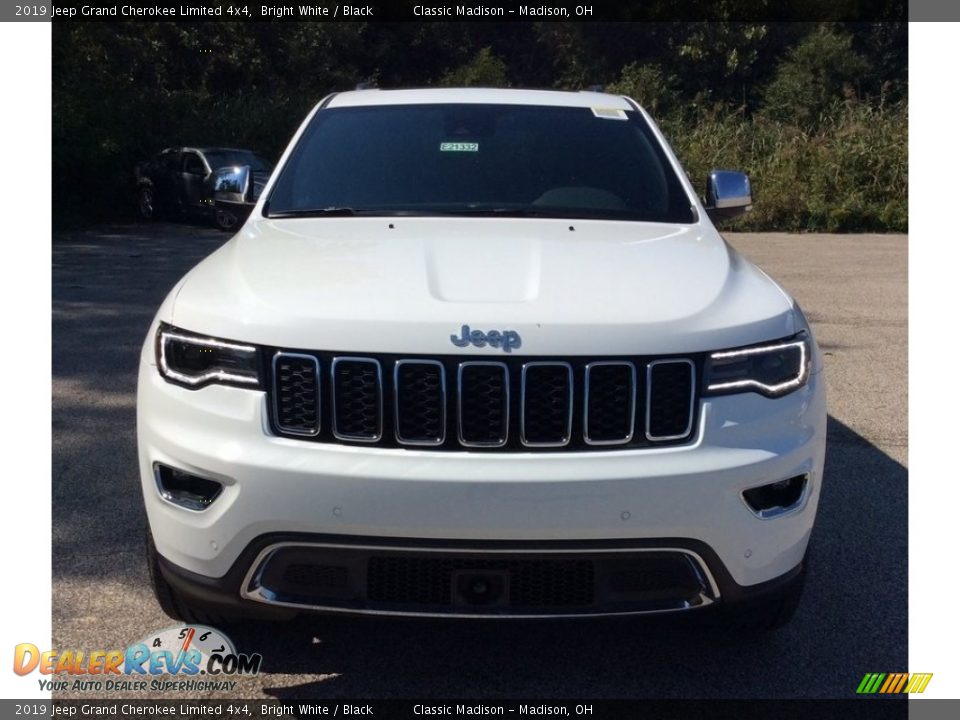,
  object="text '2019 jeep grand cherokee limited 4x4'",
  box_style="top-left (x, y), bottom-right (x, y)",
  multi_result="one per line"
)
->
top-left (138, 88), bottom-right (825, 630)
